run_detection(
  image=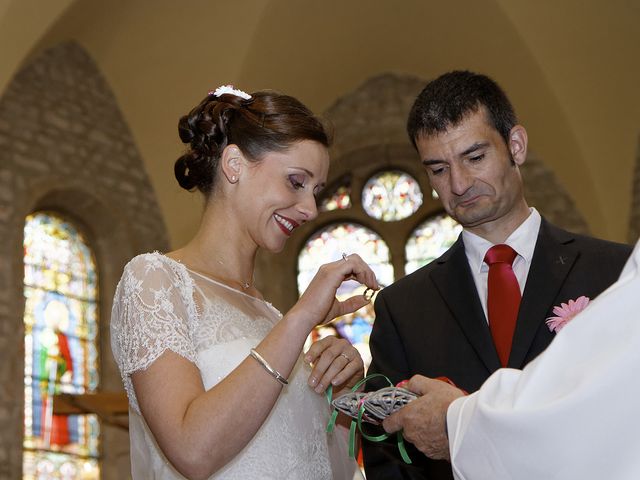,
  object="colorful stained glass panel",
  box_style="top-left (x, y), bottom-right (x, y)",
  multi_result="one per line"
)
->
top-left (362, 170), bottom-right (423, 221)
top-left (319, 184), bottom-right (352, 212)
top-left (23, 212), bottom-right (100, 479)
top-left (298, 223), bottom-right (394, 368)
top-left (405, 214), bottom-right (462, 275)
